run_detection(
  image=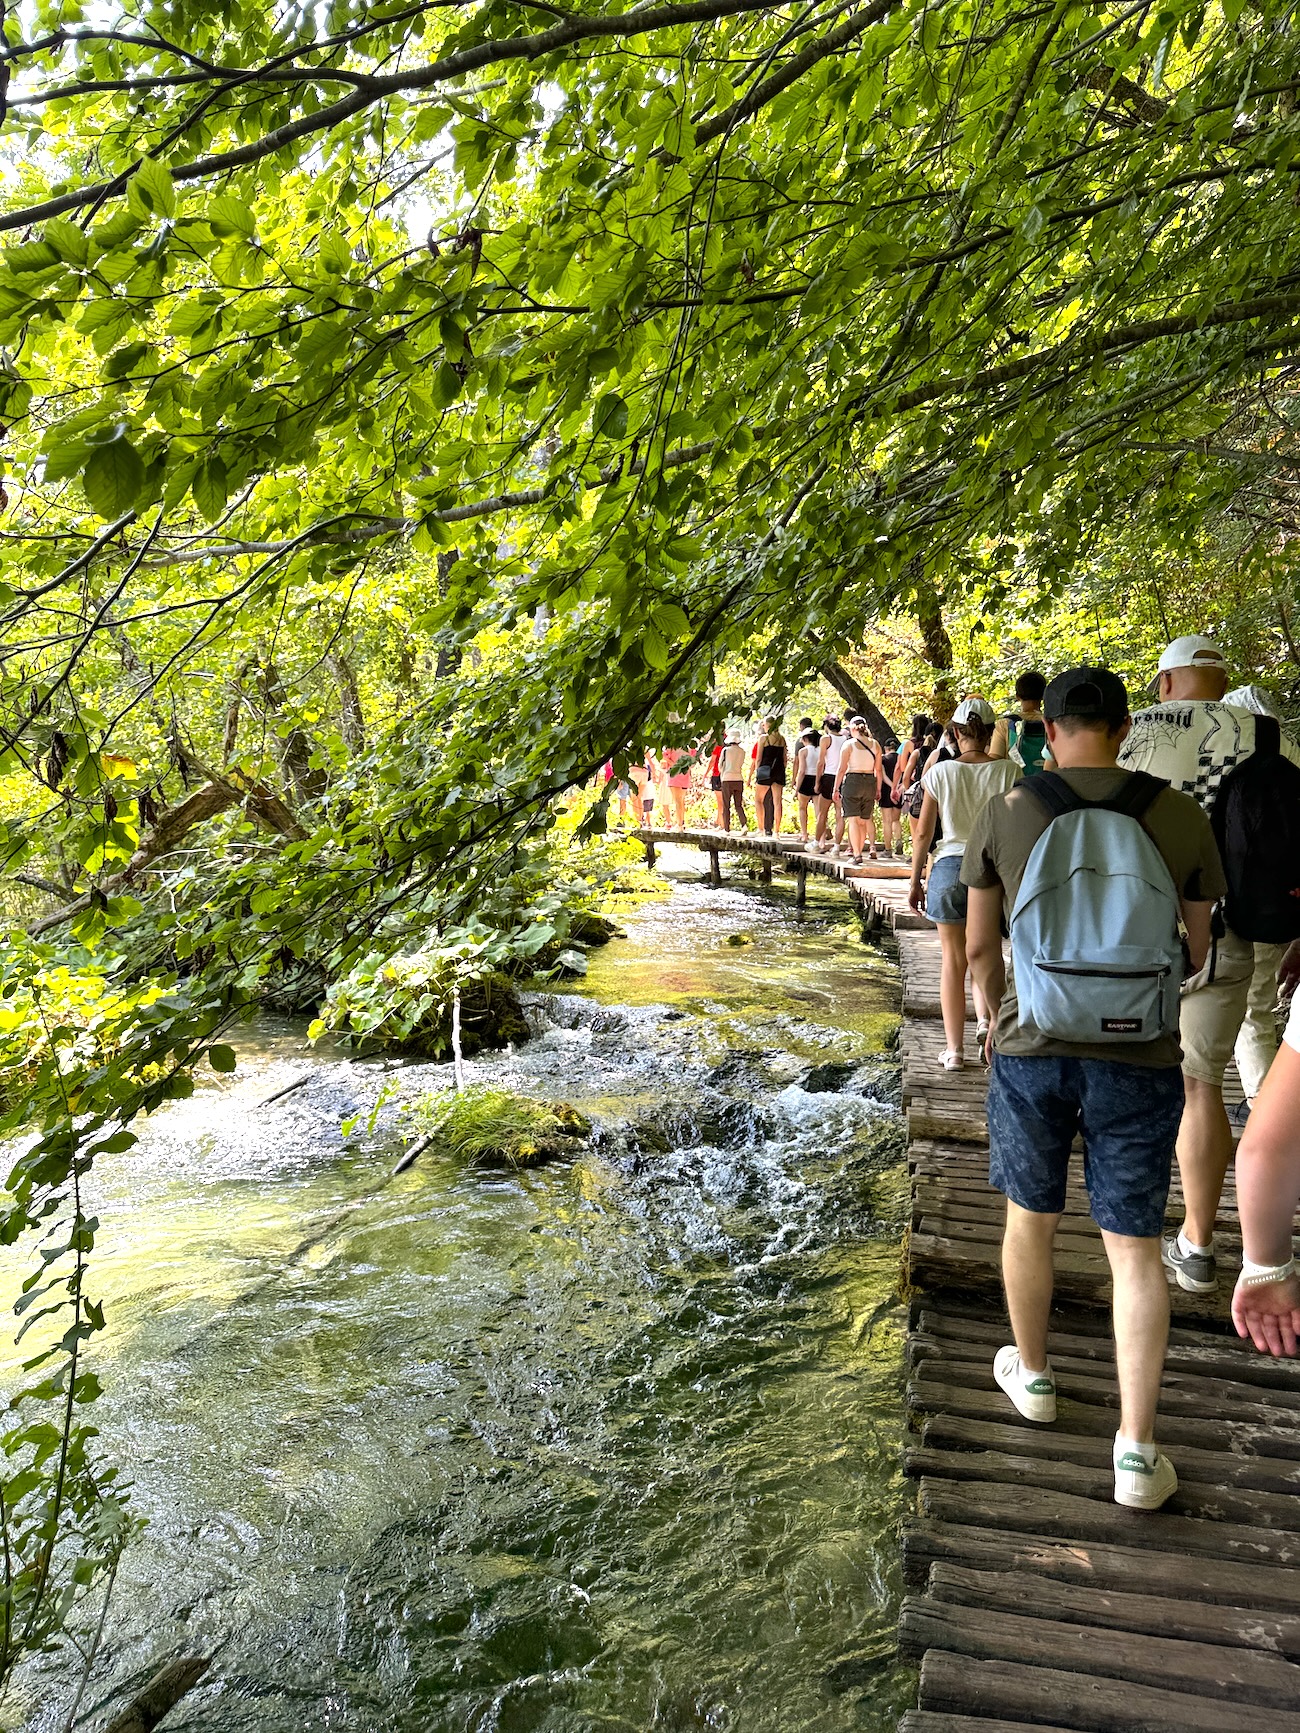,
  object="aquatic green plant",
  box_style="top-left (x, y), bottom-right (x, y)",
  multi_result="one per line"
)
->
top-left (413, 1087), bottom-right (589, 1169)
